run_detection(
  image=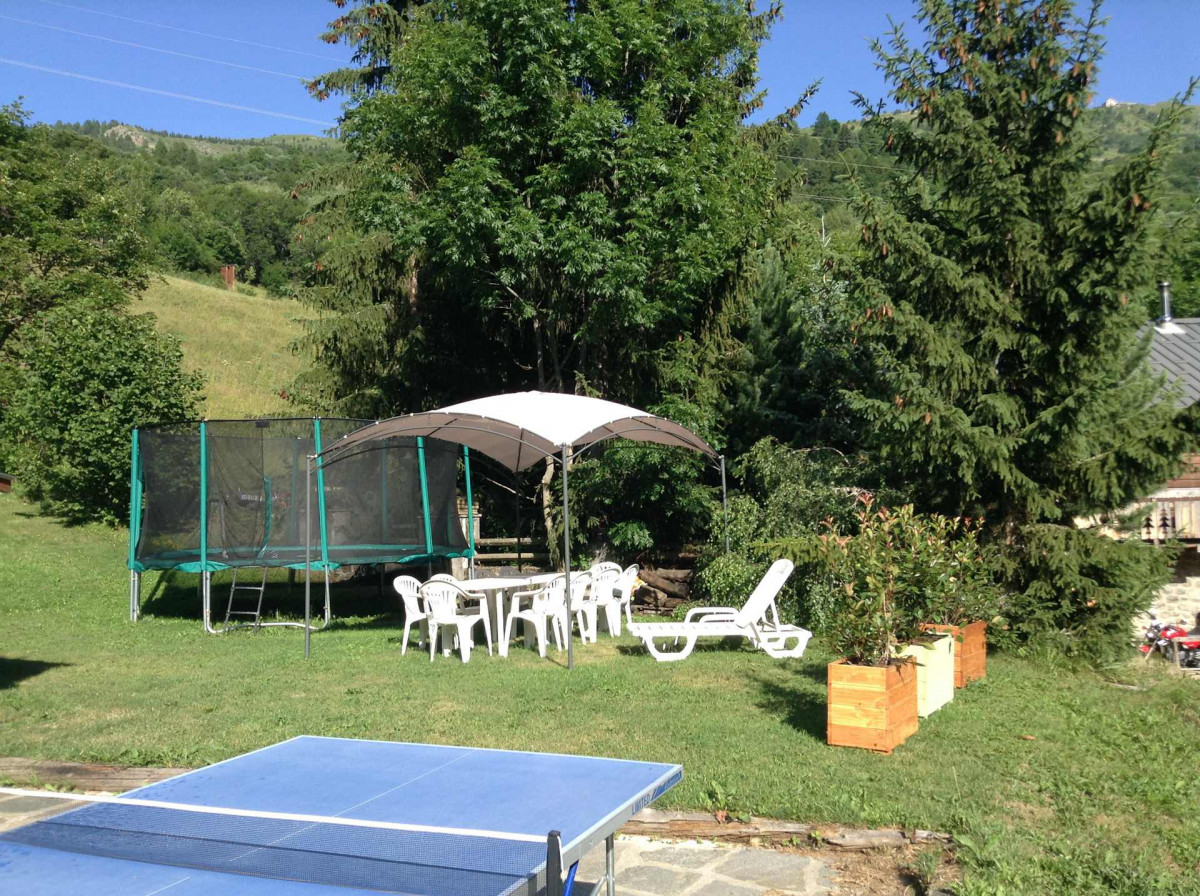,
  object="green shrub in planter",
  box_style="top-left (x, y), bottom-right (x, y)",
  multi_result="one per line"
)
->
top-left (903, 514), bottom-right (1000, 628)
top-left (811, 499), bottom-right (931, 666)
top-left (799, 499), bottom-right (1002, 666)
